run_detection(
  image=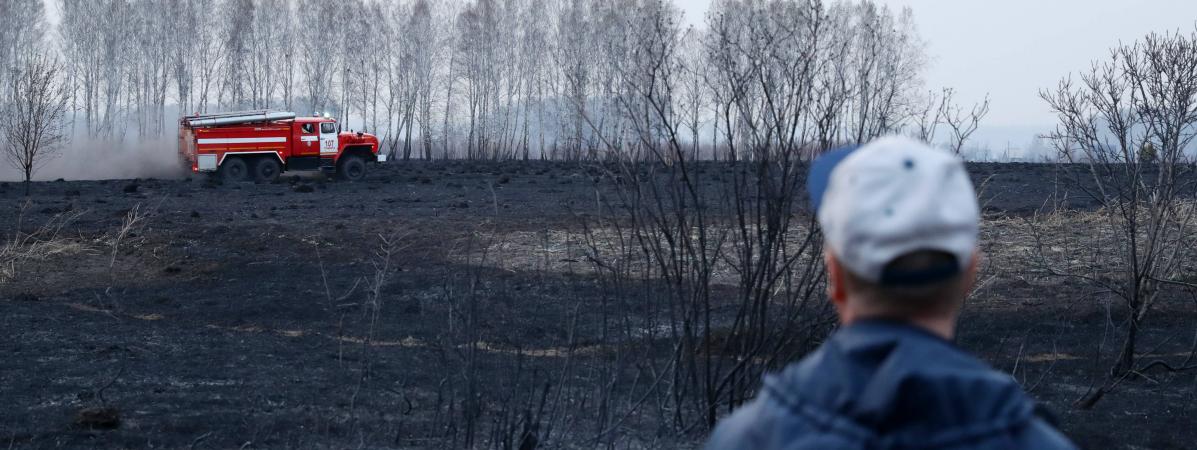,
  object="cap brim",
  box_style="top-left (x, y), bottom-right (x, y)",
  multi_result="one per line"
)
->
top-left (807, 145), bottom-right (859, 212)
